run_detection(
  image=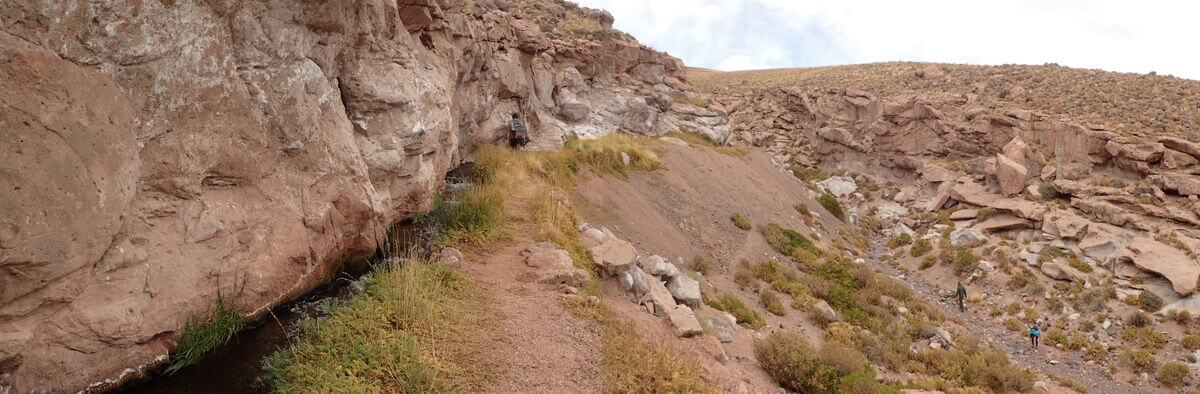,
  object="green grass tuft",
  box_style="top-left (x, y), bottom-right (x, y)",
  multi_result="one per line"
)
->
top-left (730, 212), bottom-right (752, 230)
top-left (759, 223), bottom-right (822, 258)
top-left (706, 293), bottom-right (765, 329)
top-left (166, 295), bottom-right (244, 375)
top-left (818, 193), bottom-right (845, 221)
top-left (264, 262), bottom-right (493, 392)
